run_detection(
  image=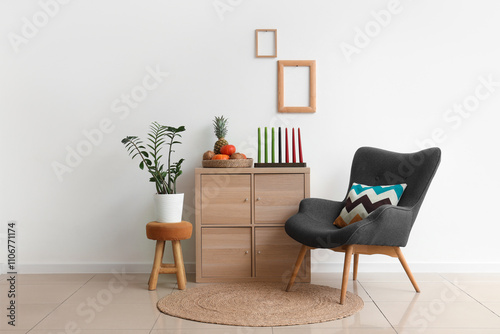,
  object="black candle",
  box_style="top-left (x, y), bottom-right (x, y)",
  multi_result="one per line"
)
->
top-left (278, 127), bottom-right (282, 163)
